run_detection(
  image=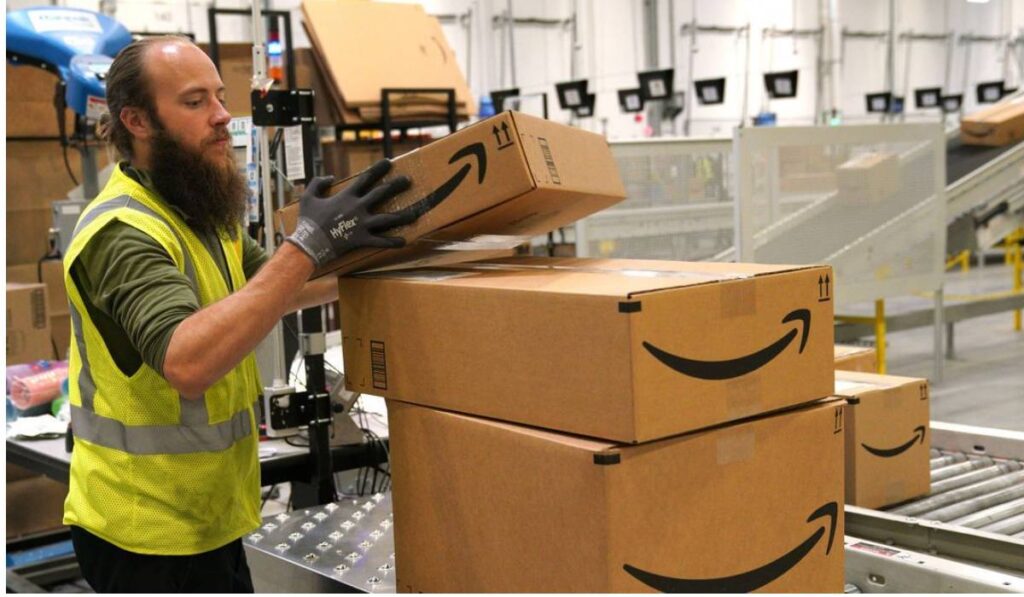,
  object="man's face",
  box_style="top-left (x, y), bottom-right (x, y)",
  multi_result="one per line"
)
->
top-left (144, 42), bottom-right (232, 166)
